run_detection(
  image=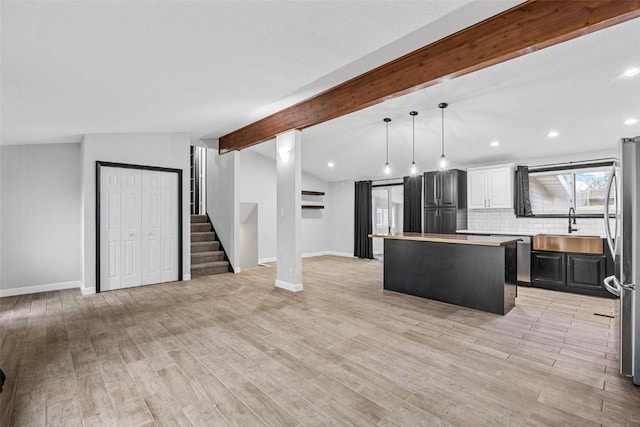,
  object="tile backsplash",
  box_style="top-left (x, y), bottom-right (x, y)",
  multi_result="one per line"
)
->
top-left (467, 209), bottom-right (608, 236)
